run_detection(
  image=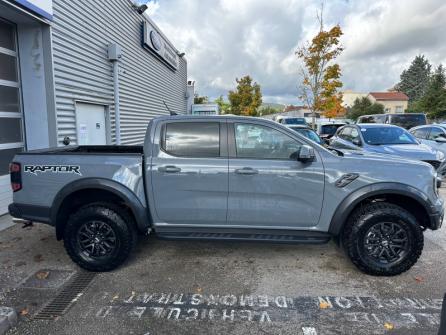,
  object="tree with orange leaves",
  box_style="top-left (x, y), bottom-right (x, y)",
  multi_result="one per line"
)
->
top-left (296, 6), bottom-right (345, 124)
